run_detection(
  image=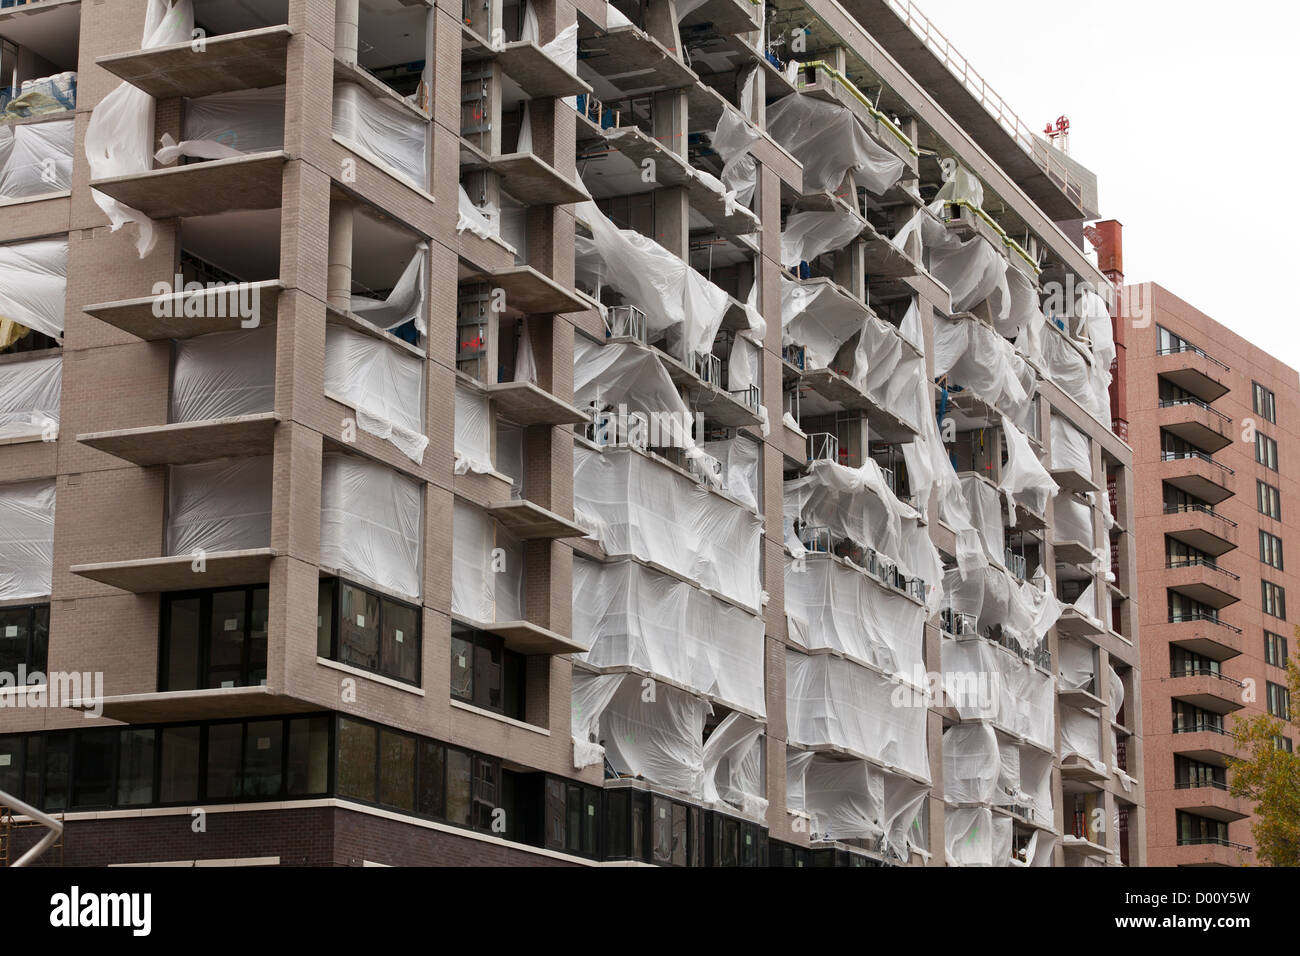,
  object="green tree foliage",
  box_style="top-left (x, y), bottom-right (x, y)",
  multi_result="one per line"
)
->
top-left (1228, 660), bottom-right (1300, 866)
